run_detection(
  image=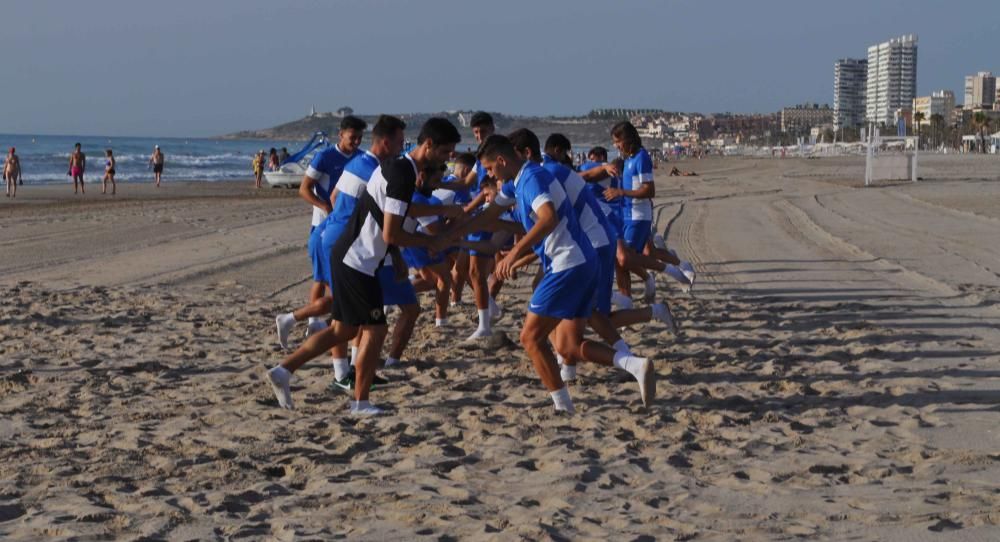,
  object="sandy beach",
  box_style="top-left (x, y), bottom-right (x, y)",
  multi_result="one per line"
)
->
top-left (2, 155), bottom-right (1000, 540)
